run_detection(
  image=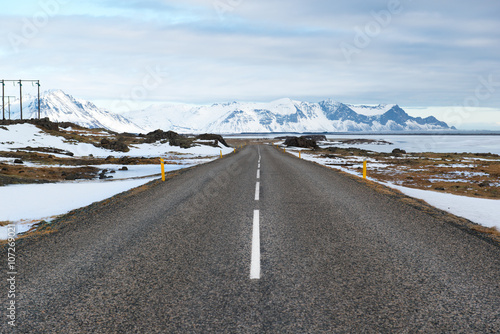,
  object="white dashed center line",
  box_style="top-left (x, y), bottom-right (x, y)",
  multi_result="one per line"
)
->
top-left (251, 149), bottom-right (262, 279)
top-left (250, 210), bottom-right (260, 279)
